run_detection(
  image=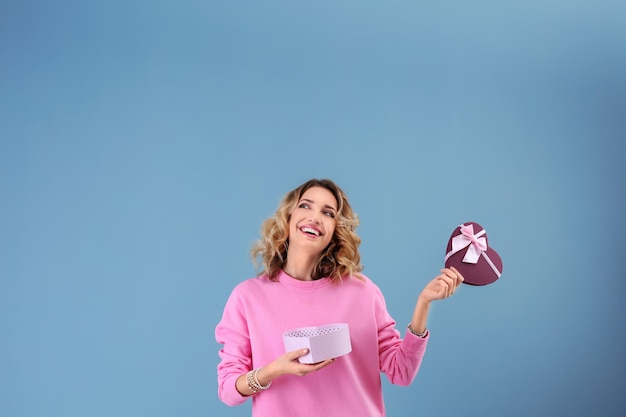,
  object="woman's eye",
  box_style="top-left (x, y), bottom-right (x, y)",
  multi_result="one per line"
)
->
top-left (298, 203), bottom-right (309, 209)
top-left (324, 211), bottom-right (336, 218)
